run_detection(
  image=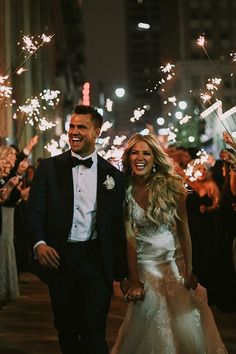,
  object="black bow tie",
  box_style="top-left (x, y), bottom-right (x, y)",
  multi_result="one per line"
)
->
top-left (70, 156), bottom-right (93, 168)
